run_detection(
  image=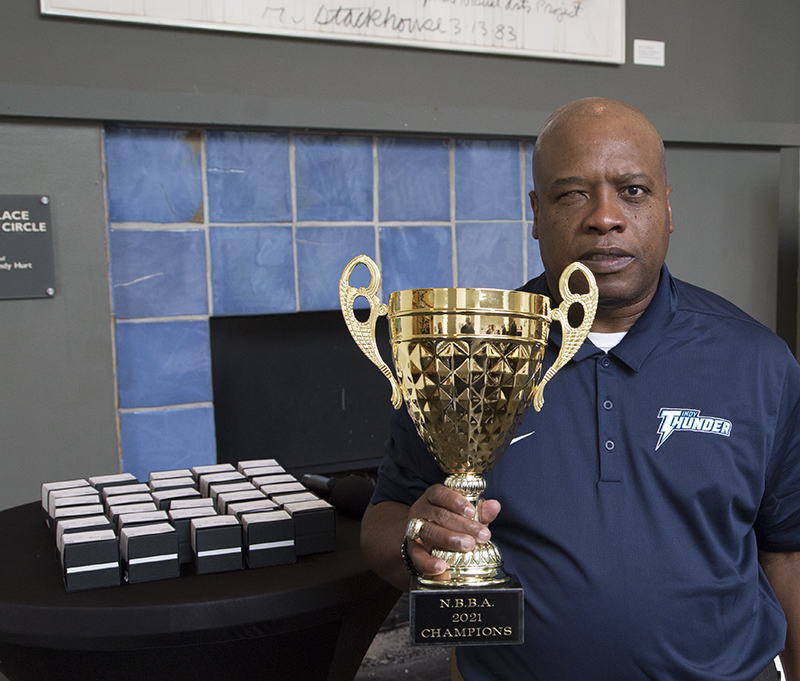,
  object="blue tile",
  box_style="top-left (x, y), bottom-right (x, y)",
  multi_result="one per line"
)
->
top-left (206, 131), bottom-right (292, 223)
top-left (119, 407), bottom-right (217, 483)
top-left (109, 229), bottom-right (208, 318)
top-left (456, 222), bottom-right (524, 290)
top-left (115, 320), bottom-right (212, 409)
top-left (455, 139), bottom-right (522, 221)
top-left (105, 127), bottom-right (203, 223)
top-left (378, 137), bottom-right (450, 222)
top-left (295, 135), bottom-right (373, 221)
top-left (379, 225), bottom-right (452, 293)
top-left (296, 226), bottom-right (376, 311)
top-left (210, 226), bottom-right (296, 315)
